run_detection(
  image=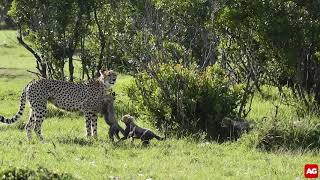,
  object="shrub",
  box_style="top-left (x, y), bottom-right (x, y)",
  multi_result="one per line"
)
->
top-left (127, 63), bottom-right (242, 139)
top-left (240, 116), bottom-right (320, 151)
top-left (0, 166), bottom-right (75, 180)
top-left (239, 89), bottom-right (320, 151)
top-left (265, 114), bottom-right (319, 150)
